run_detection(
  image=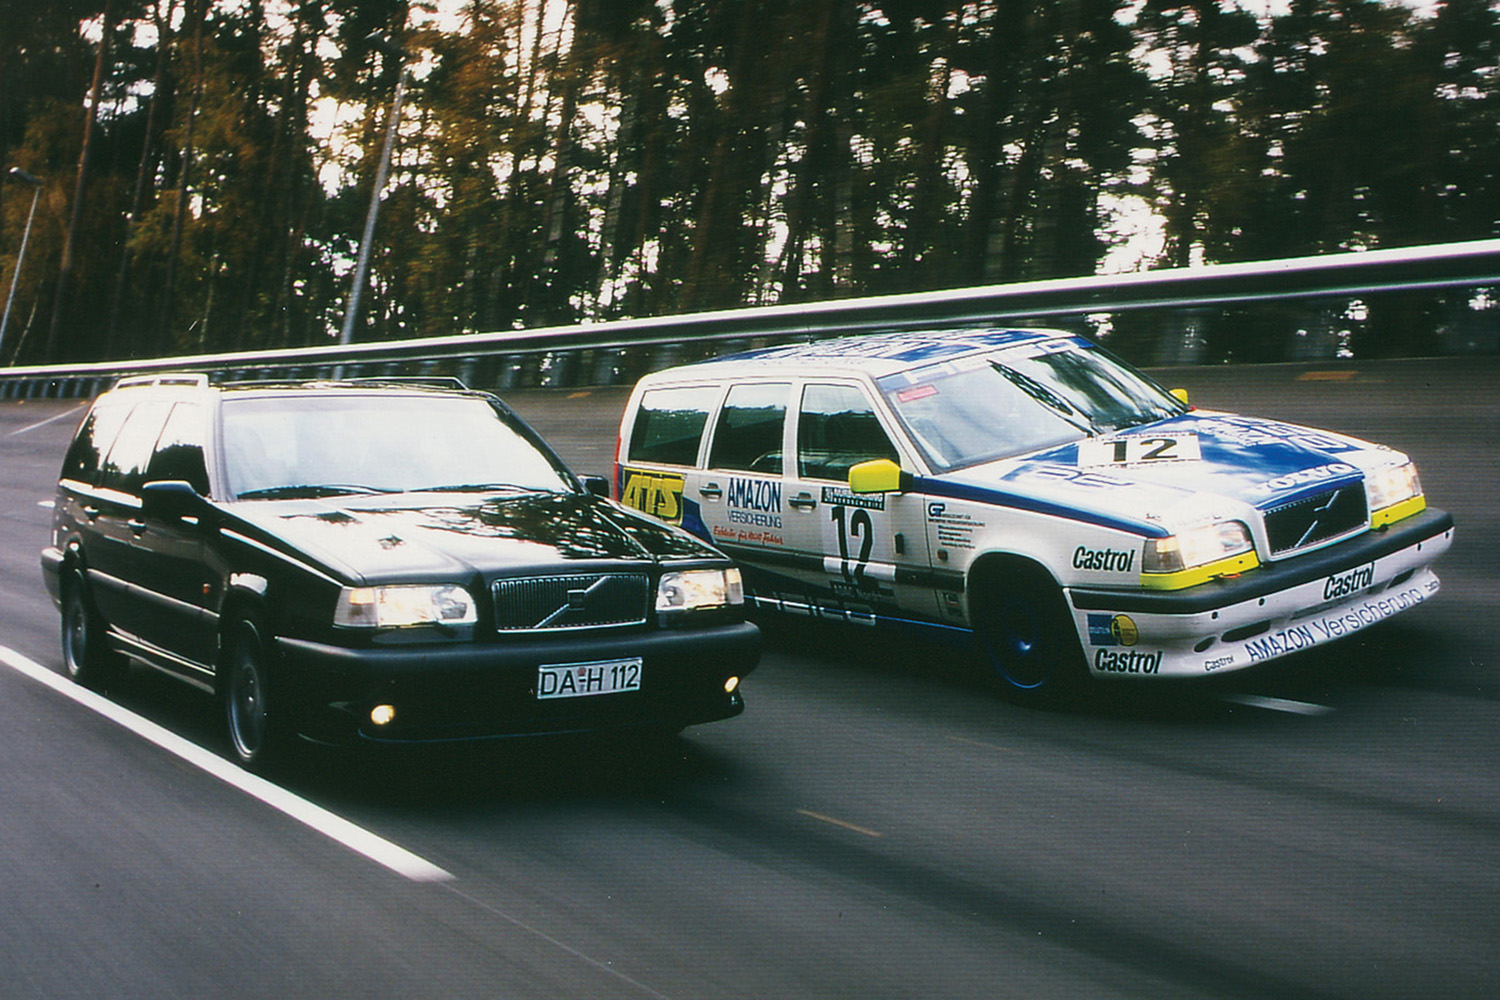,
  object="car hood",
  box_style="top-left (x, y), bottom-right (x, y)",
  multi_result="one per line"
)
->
top-left (226, 490), bottom-right (724, 584)
top-left (941, 410), bottom-right (1403, 535)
